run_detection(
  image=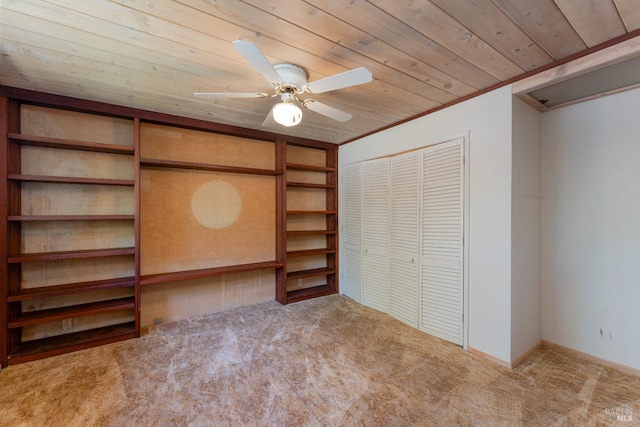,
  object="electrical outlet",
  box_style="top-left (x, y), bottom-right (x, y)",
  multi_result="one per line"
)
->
top-left (154, 318), bottom-right (163, 325)
top-left (61, 318), bottom-right (73, 331)
top-left (297, 279), bottom-right (303, 287)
